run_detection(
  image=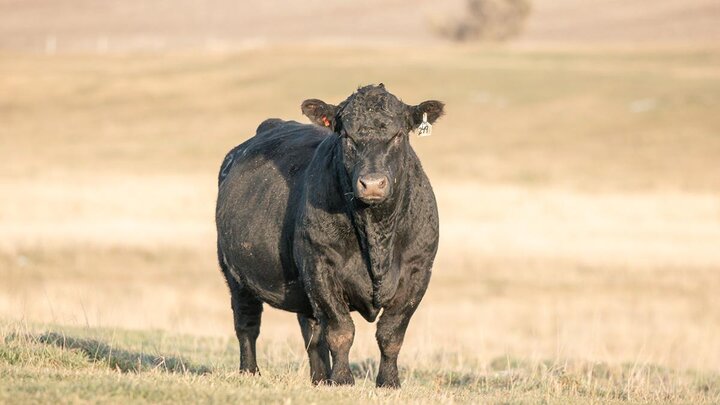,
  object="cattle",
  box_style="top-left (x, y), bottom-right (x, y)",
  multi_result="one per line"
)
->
top-left (215, 84), bottom-right (444, 388)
